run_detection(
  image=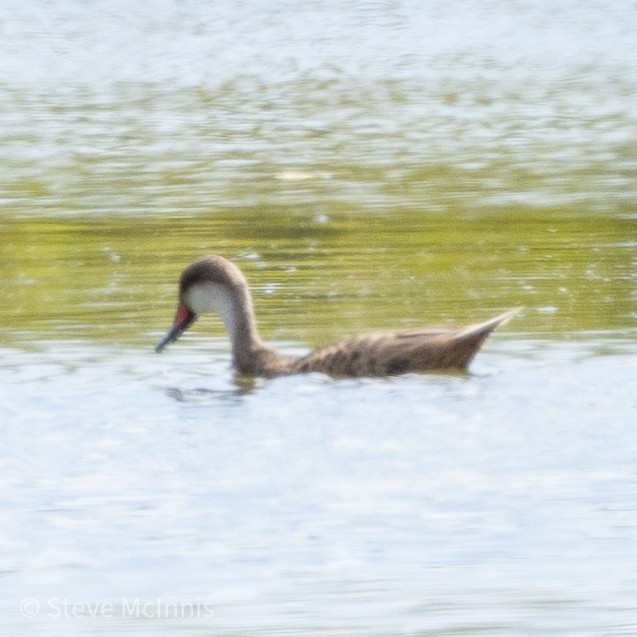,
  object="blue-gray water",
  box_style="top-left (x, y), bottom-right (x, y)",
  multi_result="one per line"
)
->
top-left (2, 339), bottom-right (637, 635)
top-left (1, 1), bottom-right (637, 635)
